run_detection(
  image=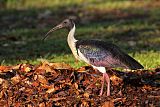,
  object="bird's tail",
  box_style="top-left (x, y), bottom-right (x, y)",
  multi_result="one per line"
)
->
top-left (123, 54), bottom-right (144, 70)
